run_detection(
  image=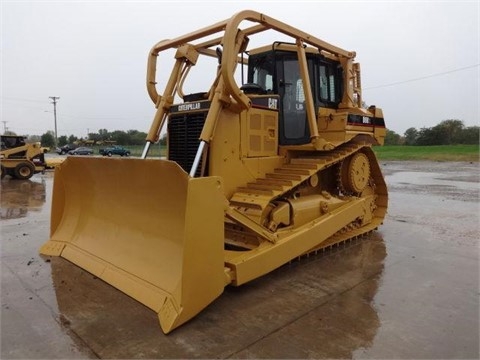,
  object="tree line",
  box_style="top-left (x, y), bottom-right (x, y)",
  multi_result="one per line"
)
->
top-left (385, 119), bottom-right (479, 146)
top-left (16, 119), bottom-right (479, 148)
top-left (31, 129), bottom-right (167, 148)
